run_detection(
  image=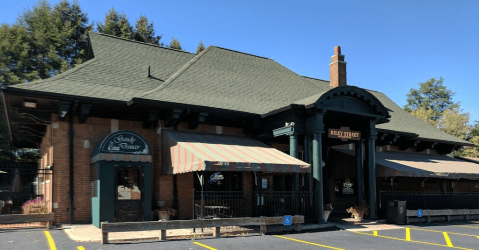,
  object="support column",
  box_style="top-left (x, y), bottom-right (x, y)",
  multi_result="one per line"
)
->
top-left (355, 139), bottom-right (364, 206)
top-left (303, 134), bottom-right (311, 189)
top-left (290, 134), bottom-right (299, 215)
top-left (313, 132), bottom-right (324, 223)
top-left (366, 120), bottom-right (378, 219)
